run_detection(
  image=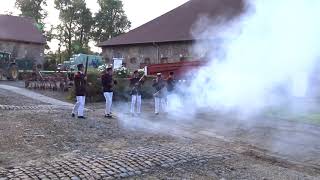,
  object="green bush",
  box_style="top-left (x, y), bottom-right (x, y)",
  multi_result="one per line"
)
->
top-left (86, 70), bottom-right (104, 102)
